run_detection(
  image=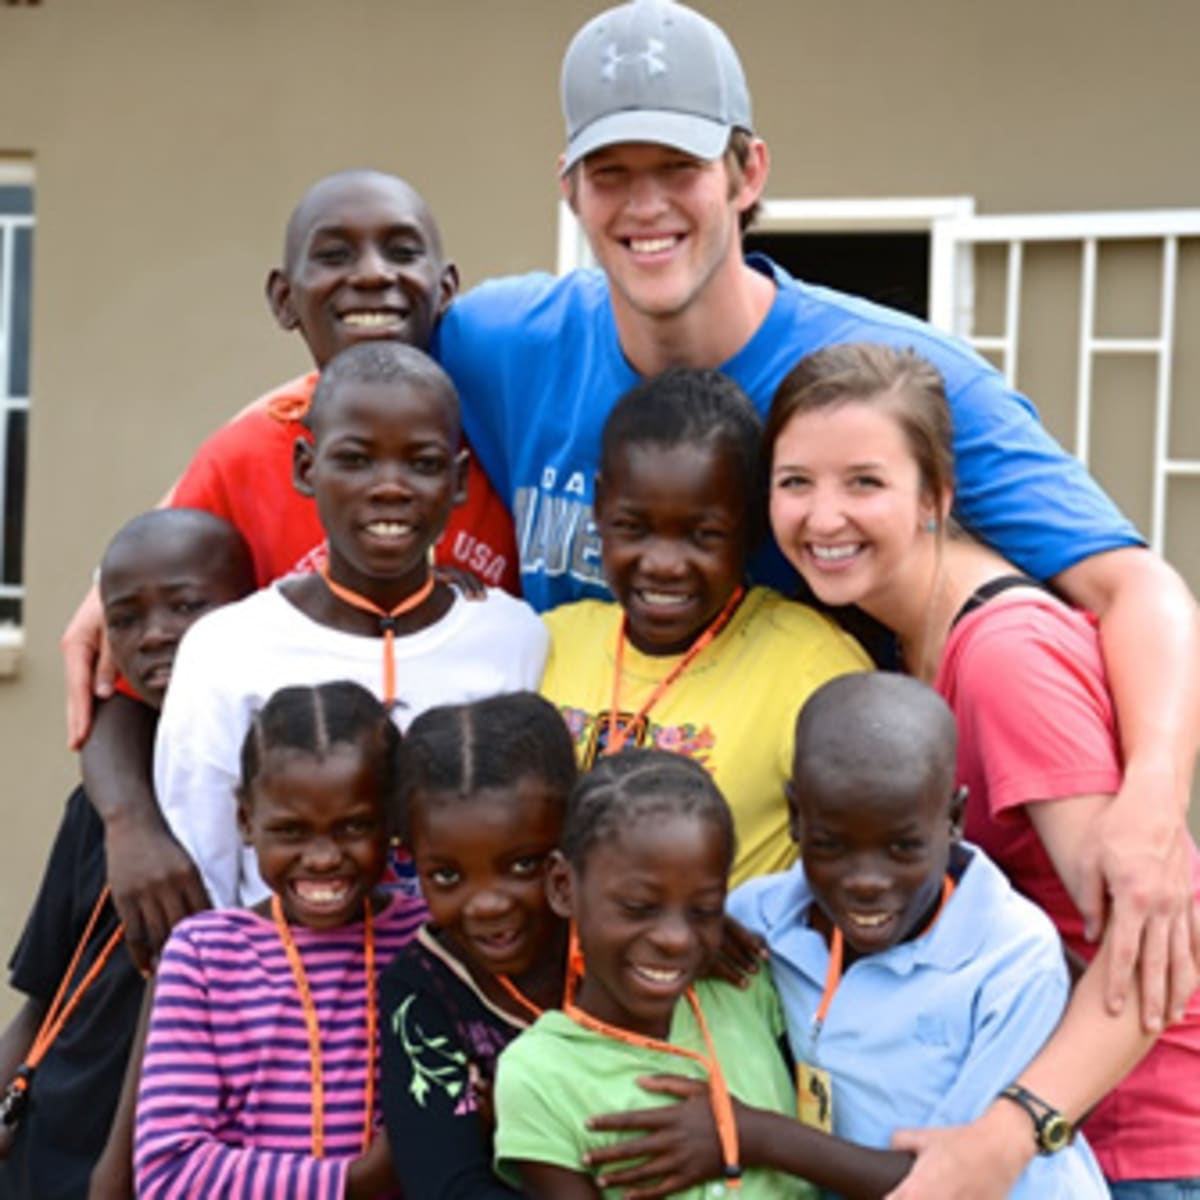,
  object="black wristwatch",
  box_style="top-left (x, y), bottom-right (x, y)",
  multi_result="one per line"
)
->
top-left (998, 1084), bottom-right (1074, 1154)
